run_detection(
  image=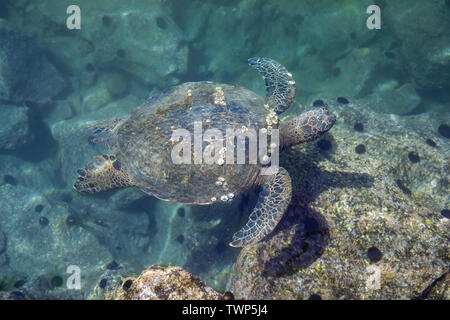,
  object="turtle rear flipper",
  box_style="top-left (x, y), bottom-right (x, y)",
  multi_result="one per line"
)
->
top-left (248, 57), bottom-right (296, 115)
top-left (74, 155), bottom-right (134, 193)
top-left (229, 167), bottom-right (292, 247)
